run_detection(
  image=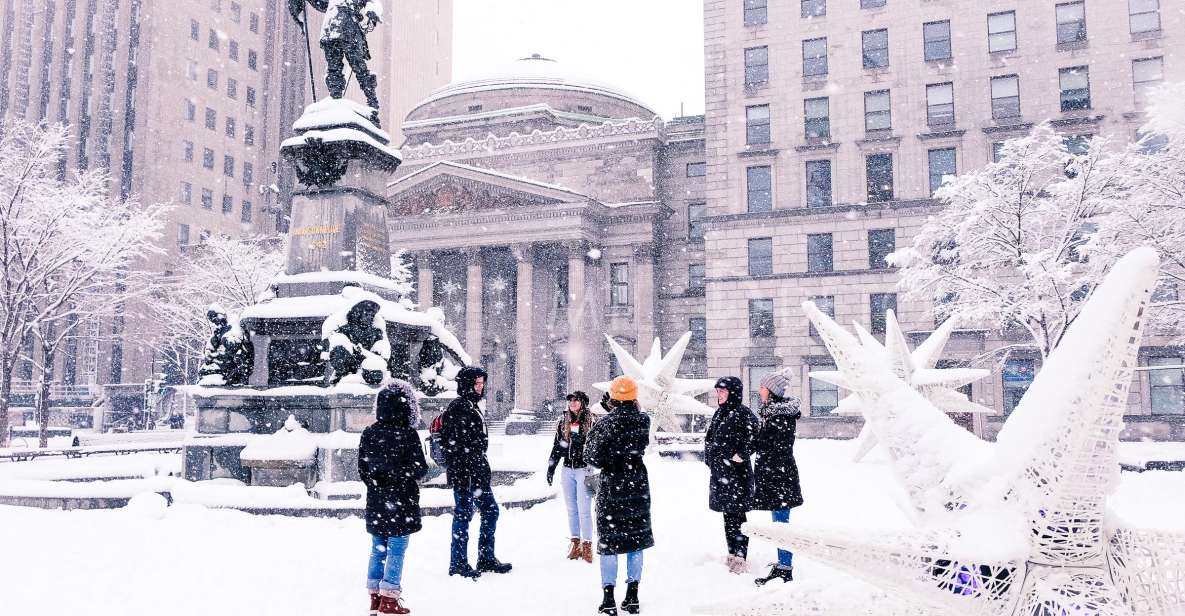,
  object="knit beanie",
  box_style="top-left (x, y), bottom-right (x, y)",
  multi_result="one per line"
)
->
top-left (609, 376), bottom-right (638, 401)
top-left (760, 369), bottom-right (795, 400)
